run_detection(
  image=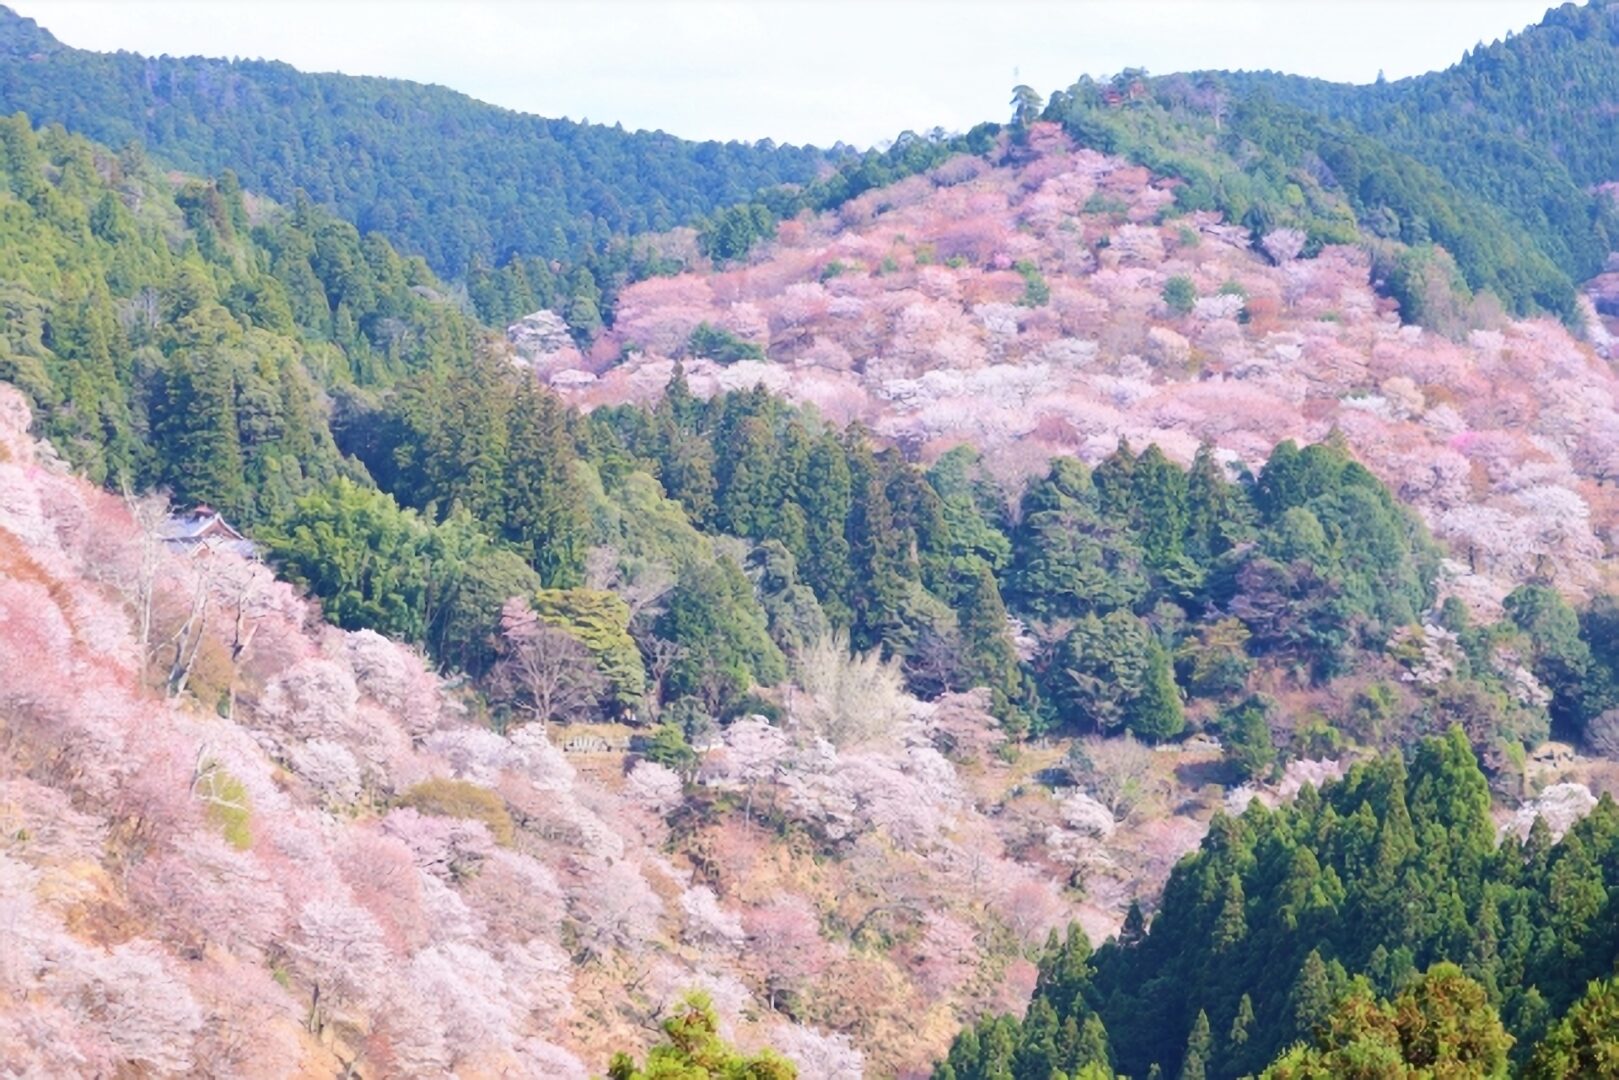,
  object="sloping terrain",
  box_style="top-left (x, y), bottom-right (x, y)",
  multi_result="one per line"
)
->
top-left (1208, 0), bottom-right (1619, 283)
top-left (0, 3), bottom-right (831, 276)
top-left (0, 381), bottom-right (1242, 1077)
top-left (539, 125), bottom-right (1619, 607)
